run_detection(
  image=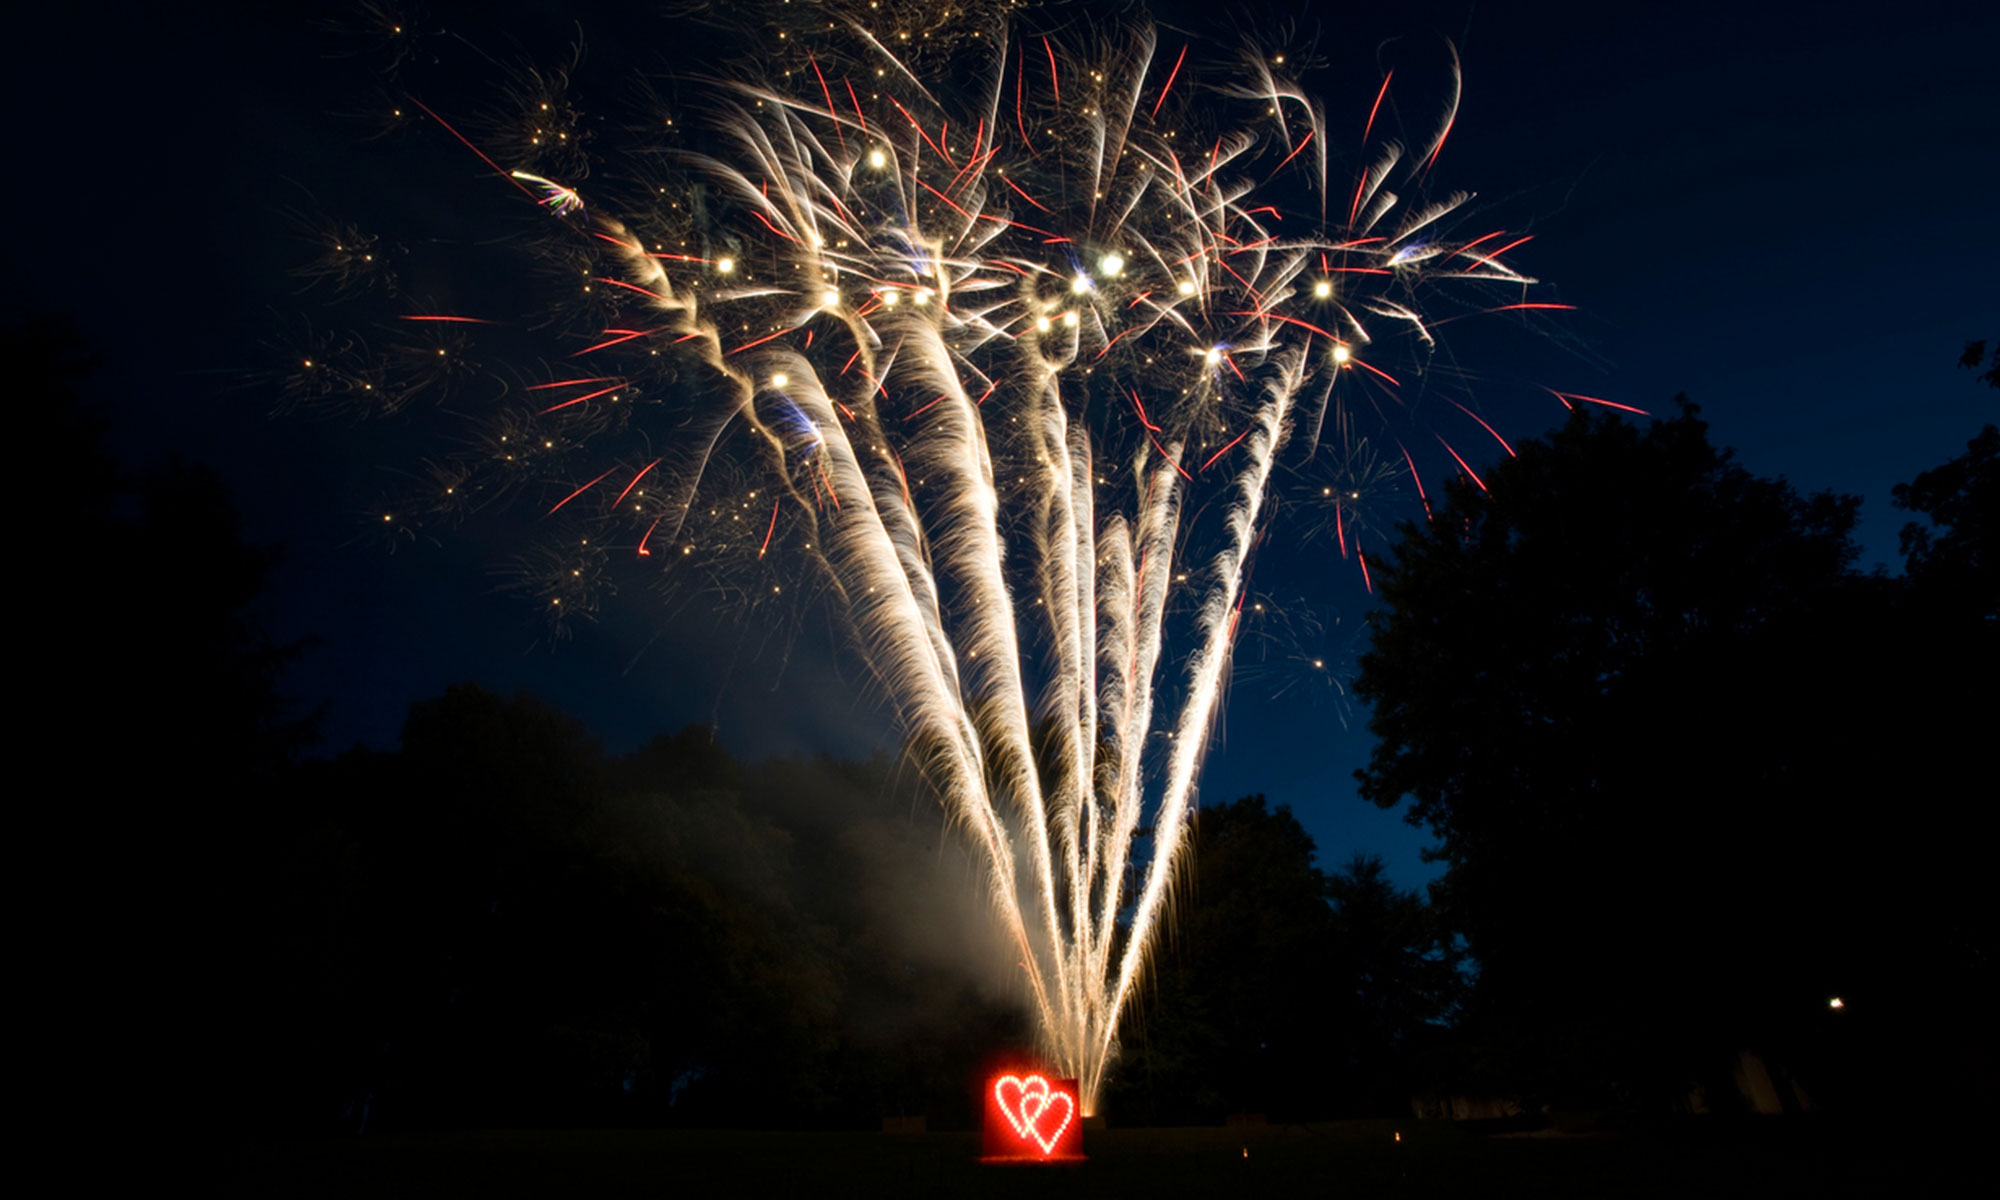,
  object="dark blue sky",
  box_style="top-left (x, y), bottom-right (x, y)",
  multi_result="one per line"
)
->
top-left (13, 1), bottom-right (1995, 892)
